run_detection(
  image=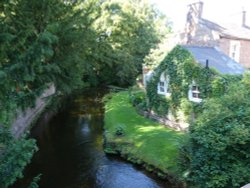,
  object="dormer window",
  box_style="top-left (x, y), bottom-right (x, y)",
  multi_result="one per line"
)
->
top-left (188, 82), bottom-right (202, 103)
